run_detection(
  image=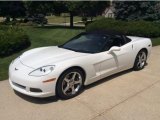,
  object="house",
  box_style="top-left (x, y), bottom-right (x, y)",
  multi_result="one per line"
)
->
top-left (102, 0), bottom-right (115, 18)
top-left (102, 6), bottom-right (115, 18)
